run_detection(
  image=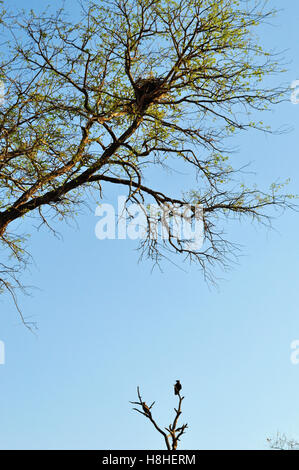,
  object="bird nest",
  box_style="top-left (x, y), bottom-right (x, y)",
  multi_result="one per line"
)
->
top-left (134, 76), bottom-right (169, 106)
